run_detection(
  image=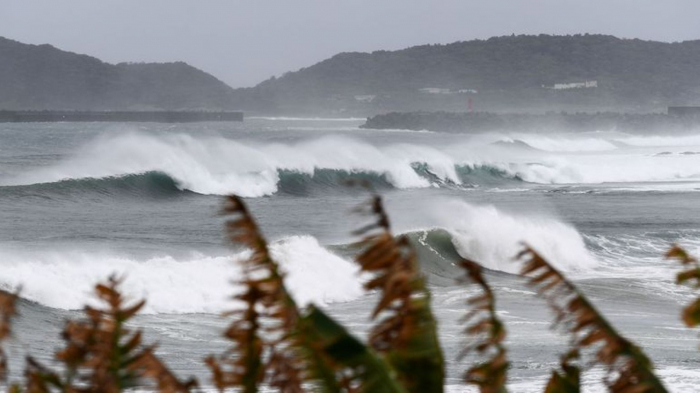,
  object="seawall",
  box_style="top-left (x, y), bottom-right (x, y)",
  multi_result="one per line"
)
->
top-left (0, 111), bottom-right (244, 123)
